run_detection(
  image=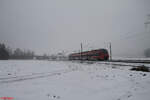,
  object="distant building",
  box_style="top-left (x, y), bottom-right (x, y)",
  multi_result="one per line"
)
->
top-left (34, 55), bottom-right (49, 60)
top-left (49, 53), bottom-right (68, 61)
